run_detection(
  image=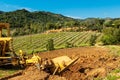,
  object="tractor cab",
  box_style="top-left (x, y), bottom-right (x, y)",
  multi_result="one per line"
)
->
top-left (0, 23), bottom-right (12, 56)
top-left (0, 23), bottom-right (16, 66)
